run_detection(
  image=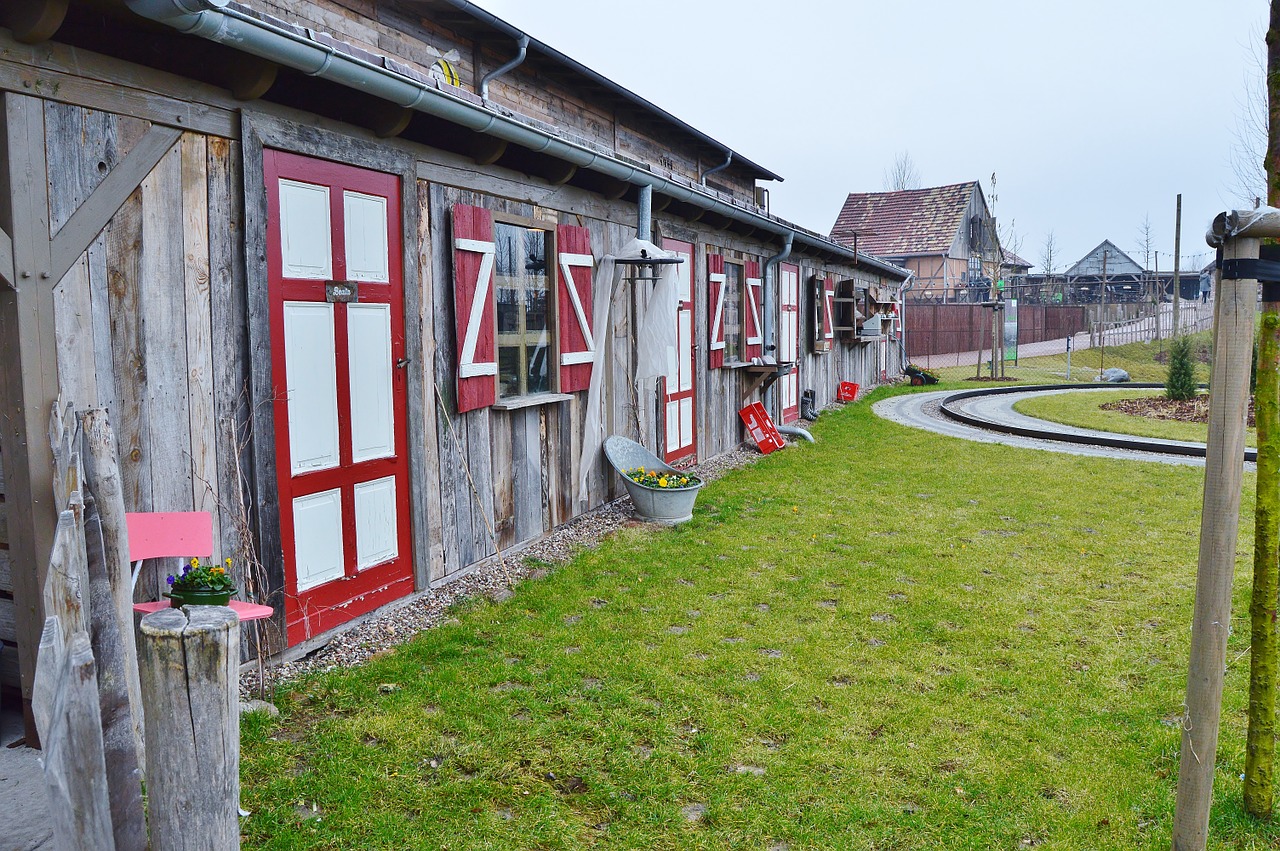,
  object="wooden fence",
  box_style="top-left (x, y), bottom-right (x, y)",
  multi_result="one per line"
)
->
top-left (33, 403), bottom-right (239, 849)
top-left (905, 303), bottom-right (1089, 359)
